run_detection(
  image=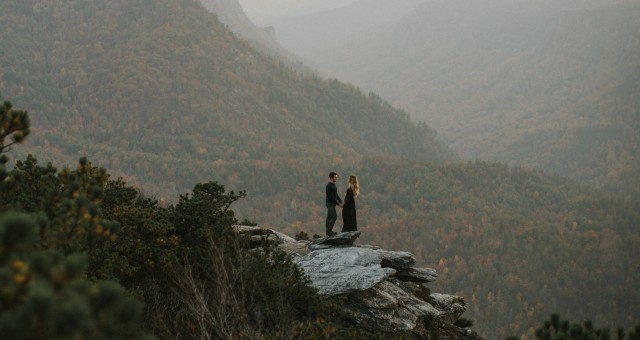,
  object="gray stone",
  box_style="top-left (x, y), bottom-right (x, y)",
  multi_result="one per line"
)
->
top-left (309, 231), bottom-right (360, 250)
top-left (273, 231), bottom-right (296, 243)
top-left (250, 234), bottom-right (279, 247)
top-left (344, 279), bottom-right (444, 333)
top-left (238, 226), bottom-right (483, 339)
top-left (430, 293), bottom-right (467, 324)
top-left (395, 267), bottom-right (438, 283)
top-left (232, 225), bottom-right (267, 236)
top-left (233, 226), bottom-right (312, 256)
top-left (295, 246), bottom-right (396, 295)
top-left (276, 235), bottom-right (311, 257)
top-left (233, 225), bottom-right (279, 248)
top-left (378, 249), bottom-right (417, 269)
